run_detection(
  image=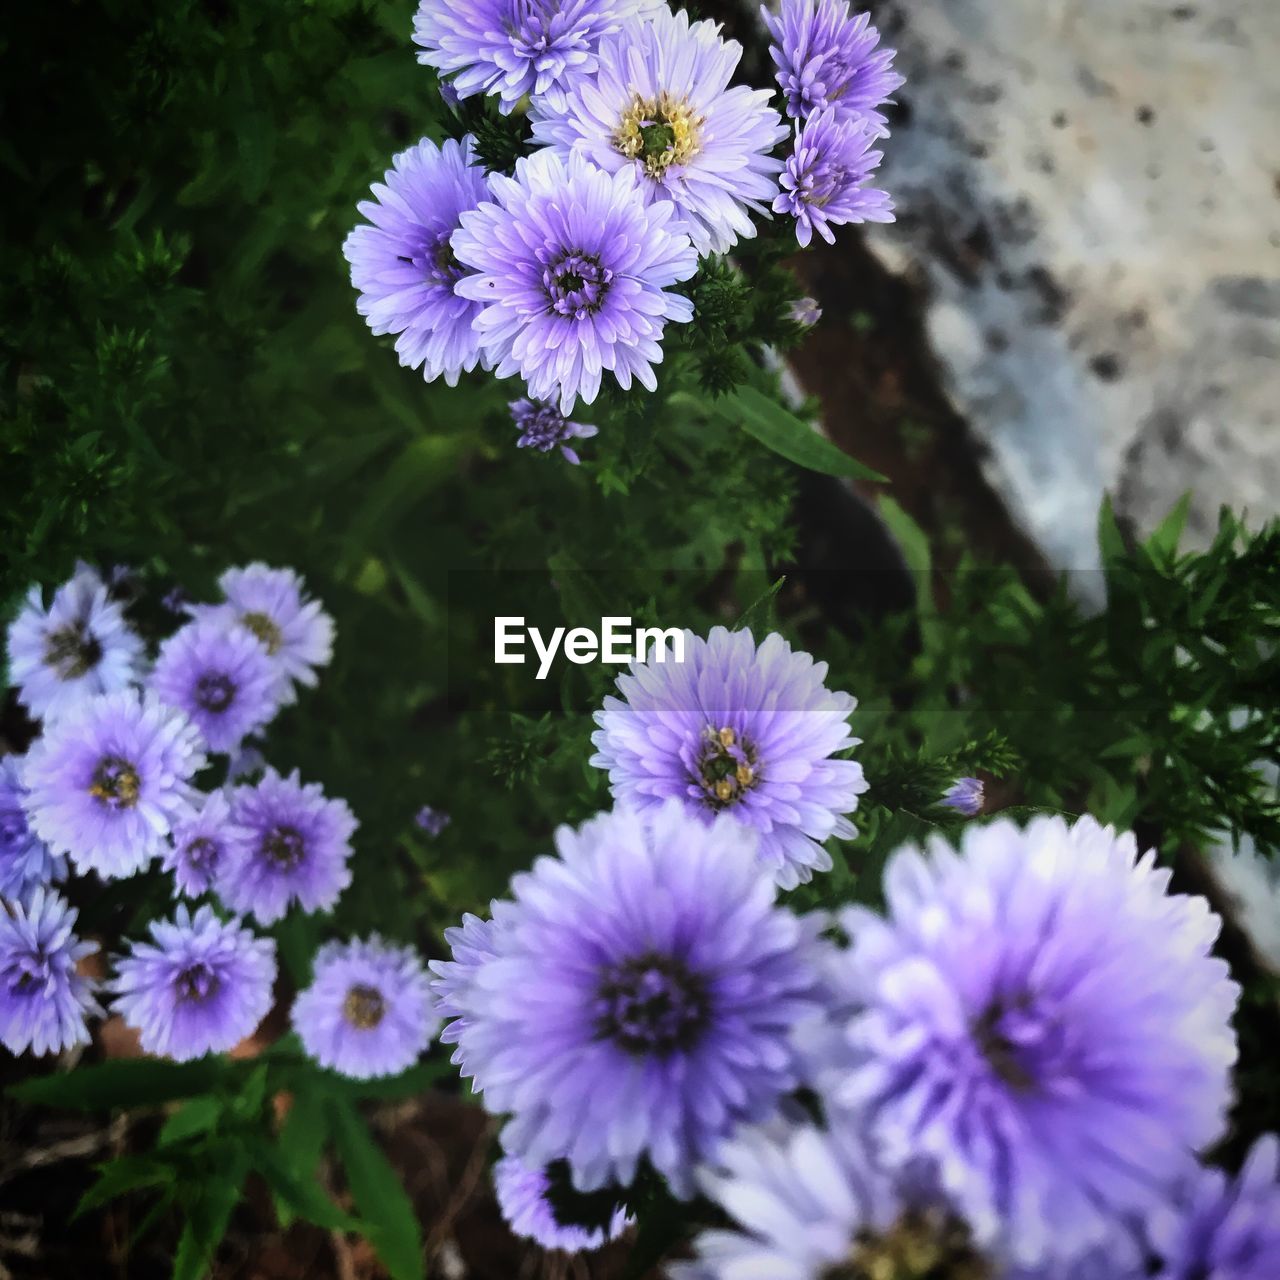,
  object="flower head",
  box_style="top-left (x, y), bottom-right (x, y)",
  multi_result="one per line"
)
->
top-left (191, 564), bottom-right (334, 705)
top-left (453, 148), bottom-right (696, 415)
top-left (0, 755), bottom-right (65, 904)
top-left (23, 691), bottom-right (205, 879)
top-left (343, 137), bottom-right (491, 388)
top-left (0, 889), bottom-right (99, 1056)
top-left (494, 1155), bottom-right (631, 1253)
top-left (836, 815), bottom-right (1241, 1265)
top-left (414, 804), bottom-right (451, 837)
top-left (788, 296), bottom-right (823, 326)
top-left (150, 619), bottom-right (279, 754)
top-left (590, 627), bottom-right (867, 889)
top-left (531, 8), bottom-right (788, 254)
top-left (762, 0), bottom-right (903, 127)
top-left (941, 775), bottom-right (984, 816)
top-left (110, 905), bottom-right (276, 1061)
top-left (438, 802), bottom-right (819, 1196)
top-left (292, 935), bottom-right (437, 1079)
top-left (162, 790), bottom-right (234, 898)
top-left (220, 769), bottom-right (356, 924)
top-left (775, 107), bottom-right (893, 247)
top-left (1148, 1135), bottom-right (1280, 1280)
top-left (413, 0), bottom-right (664, 114)
top-left (6, 567), bottom-right (145, 722)
top-left (511, 398), bottom-right (598, 464)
